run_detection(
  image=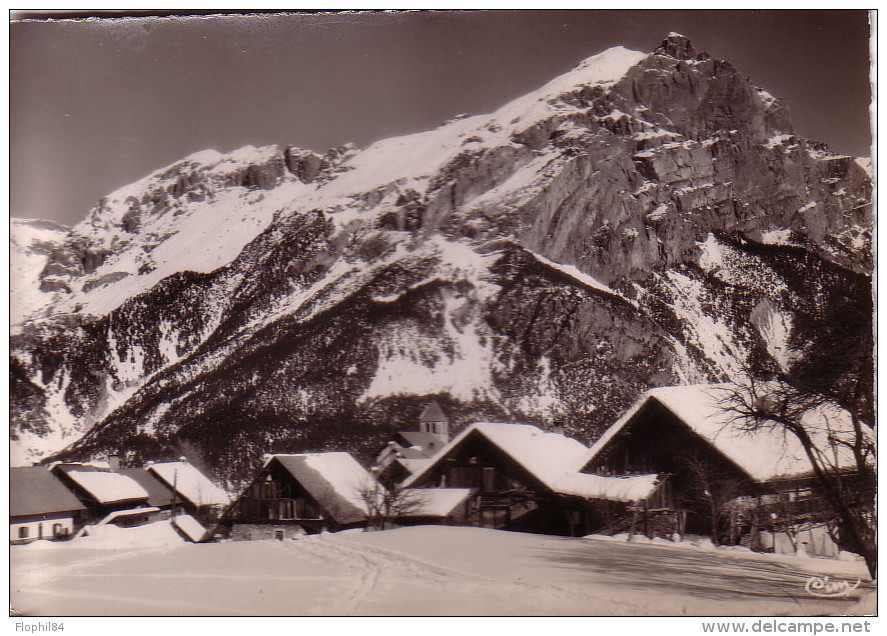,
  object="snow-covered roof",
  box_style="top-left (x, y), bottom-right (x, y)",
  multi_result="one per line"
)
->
top-left (97, 507), bottom-right (160, 525)
top-left (404, 422), bottom-right (588, 490)
top-left (583, 384), bottom-right (862, 482)
top-left (172, 514), bottom-right (209, 542)
top-left (395, 457), bottom-right (434, 476)
top-left (57, 466), bottom-right (150, 504)
top-left (399, 488), bottom-right (473, 517)
top-left (551, 473), bottom-right (659, 503)
top-left (395, 431), bottom-right (447, 455)
top-left (115, 468), bottom-right (175, 507)
top-left (396, 446), bottom-right (429, 460)
top-left (402, 422), bottom-right (666, 503)
top-left (10, 467), bottom-right (86, 517)
top-left (148, 462), bottom-right (230, 507)
top-left (269, 452), bottom-right (377, 525)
